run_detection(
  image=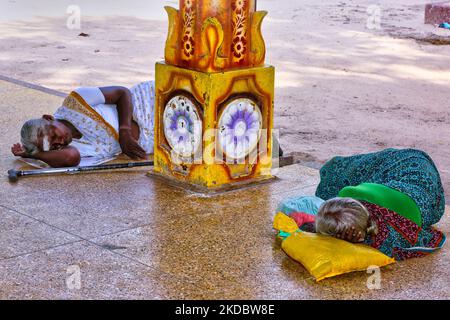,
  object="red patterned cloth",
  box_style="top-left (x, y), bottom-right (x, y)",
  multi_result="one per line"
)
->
top-left (362, 201), bottom-right (446, 260)
top-left (290, 212), bottom-right (316, 227)
top-left (290, 212), bottom-right (316, 233)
